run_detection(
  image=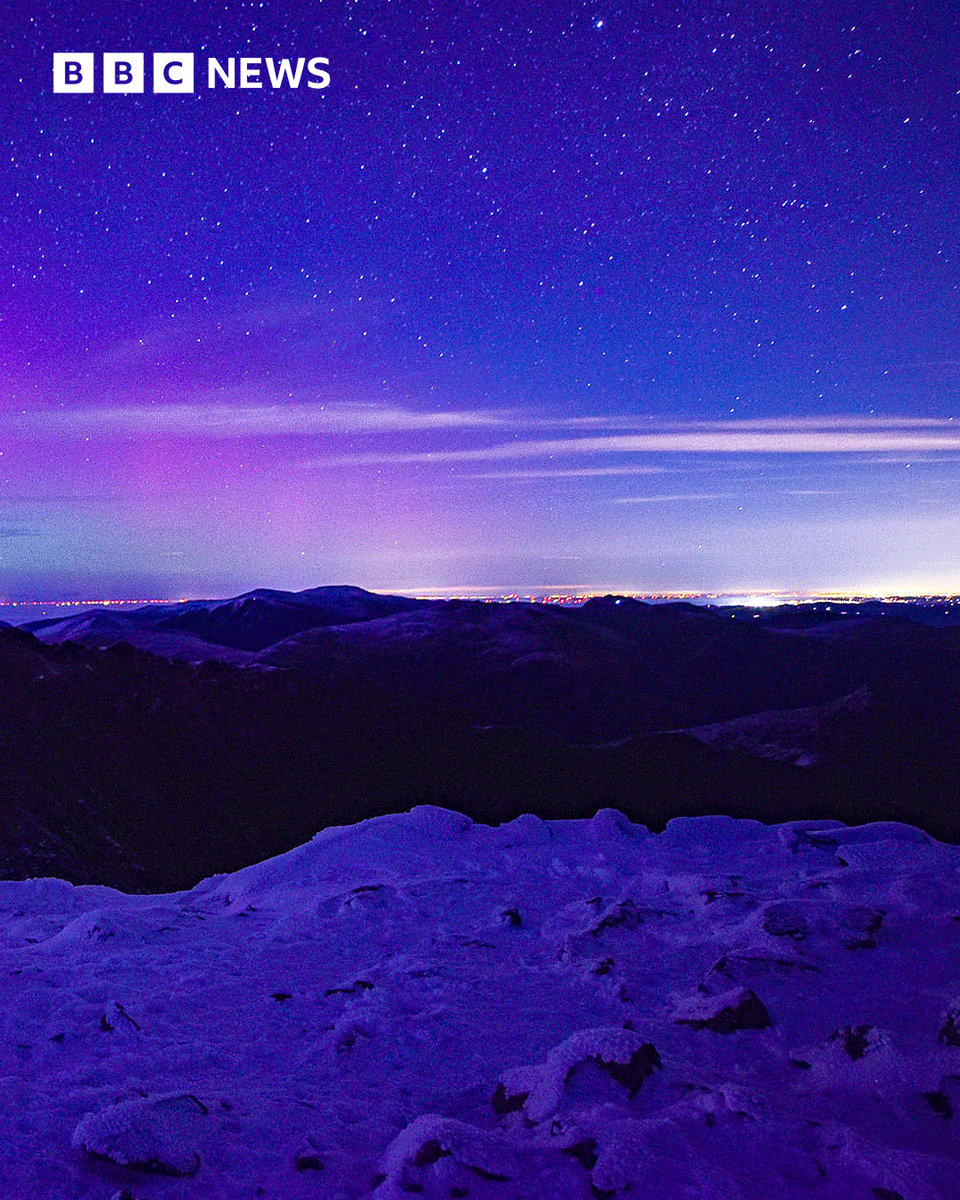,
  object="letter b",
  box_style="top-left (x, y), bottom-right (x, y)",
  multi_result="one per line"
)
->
top-left (104, 53), bottom-right (144, 93)
top-left (53, 53), bottom-right (94, 93)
